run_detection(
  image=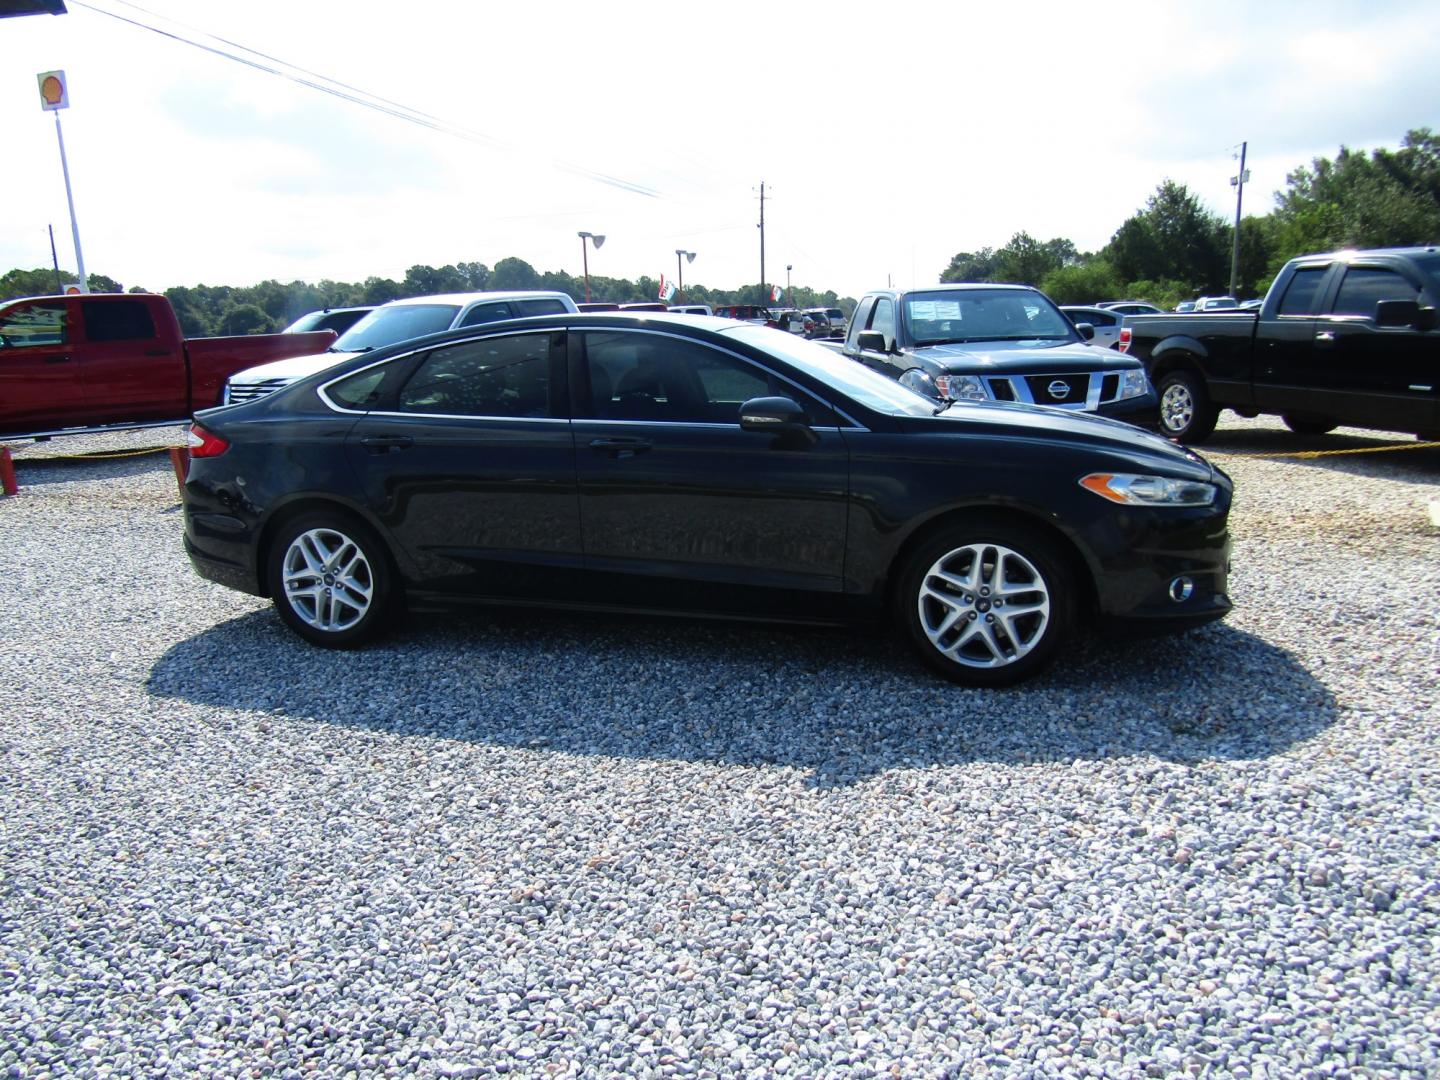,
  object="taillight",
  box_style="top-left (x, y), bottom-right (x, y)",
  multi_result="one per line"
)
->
top-left (186, 423), bottom-right (230, 458)
top-left (1118, 326), bottom-right (1132, 353)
